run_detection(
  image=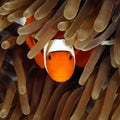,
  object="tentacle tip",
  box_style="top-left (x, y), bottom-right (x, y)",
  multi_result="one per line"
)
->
top-left (64, 10), bottom-right (76, 20)
top-left (79, 80), bottom-right (86, 86)
top-left (16, 40), bottom-right (23, 45)
top-left (1, 42), bottom-right (9, 50)
top-left (94, 21), bottom-right (106, 33)
top-left (91, 93), bottom-right (99, 100)
top-left (23, 10), bottom-right (32, 18)
top-left (34, 12), bottom-right (45, 20)
top-left (64, 14), bottom-right (74, 20)
top-left (27, 52), bottom-right (34, 59)
top-left (22, 107), bottom-right (30, 115)
top-left (0, 109), bottom-right (7, 118)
